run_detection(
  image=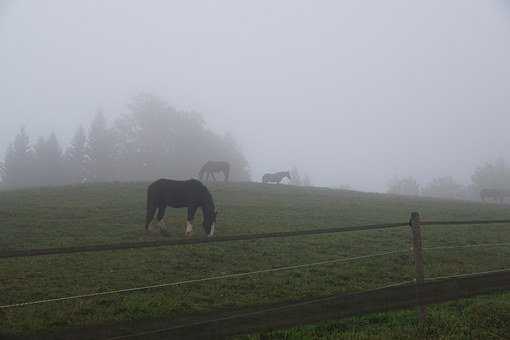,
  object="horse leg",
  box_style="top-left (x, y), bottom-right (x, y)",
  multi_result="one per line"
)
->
top-left (186, 206), bottom-right (198, 237)
top-left (145, 203), bottom-right (157, 231)
top-left (211, 172), bottom-right (217, 182)
top-left (224, 169), bottom-right (229, 182)
top-left (206, 172), bottom-right (210, 181)
top-left (156, 205), bottom-right (167, 230)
